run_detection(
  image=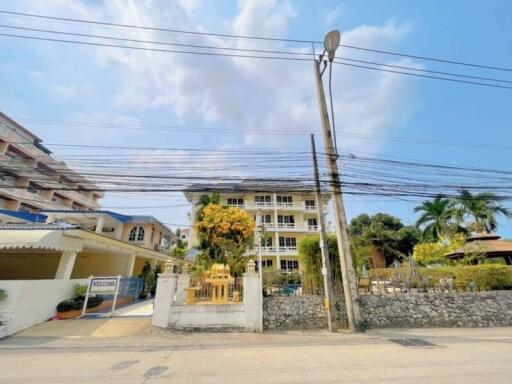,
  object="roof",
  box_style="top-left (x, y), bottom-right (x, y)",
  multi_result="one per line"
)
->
top-left (445, 233), bottom-right (512, 258)
top-left (184, 179), bottom-right (320, 194)
top-left (185, 248), bottom-right (199, 261)
top-left (0, 209), bottom-right (47, 223)
top-left (41, 209), bottom-right (174, 234)
top-left (0, 223), bottom-right (79, 230)
top-left (0, 228), bottom-right (79, 252)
